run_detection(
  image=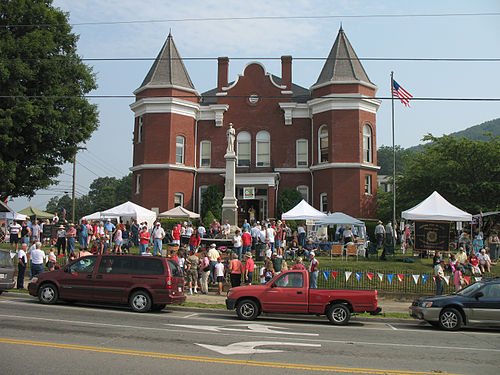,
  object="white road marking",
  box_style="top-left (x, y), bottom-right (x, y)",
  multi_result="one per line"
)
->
top-left (167, 323), bottom-right (318, 336)
top-left (386, 323), bottom-right (398, 330)
top-left (182, 313), bottom-right (199, 319)
top-left (196, 341), bottom-right (321, 355)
